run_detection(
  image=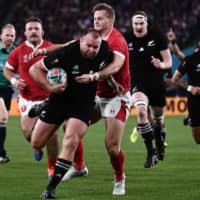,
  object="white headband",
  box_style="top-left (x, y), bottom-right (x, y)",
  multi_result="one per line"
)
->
top-left (132, 14), bottom-right (147, 23)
